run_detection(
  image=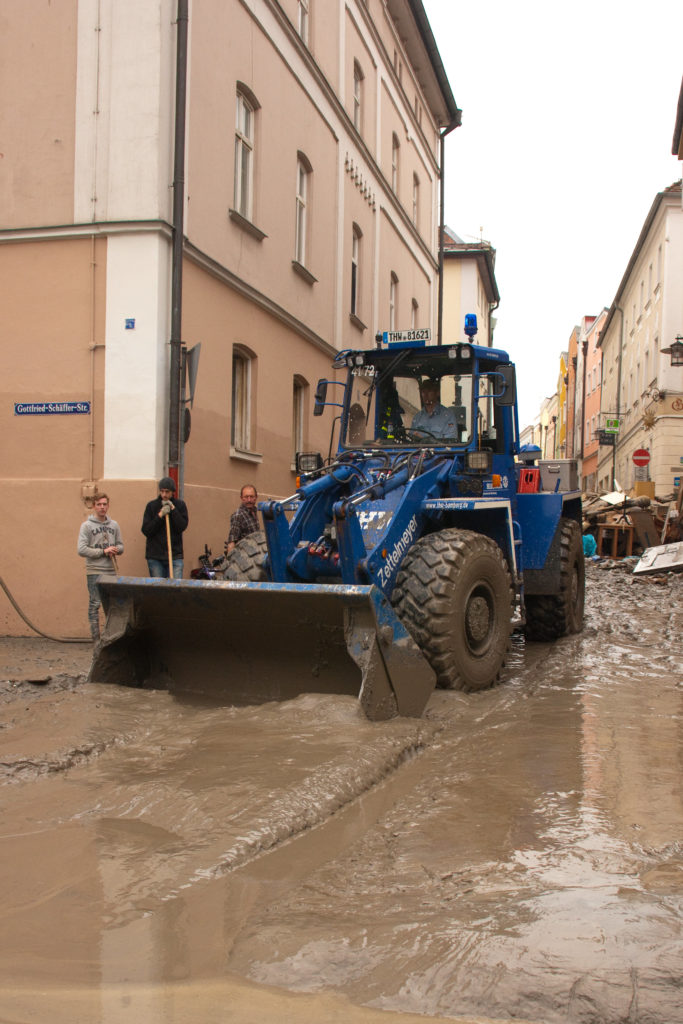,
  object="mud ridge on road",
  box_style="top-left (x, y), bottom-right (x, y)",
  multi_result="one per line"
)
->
top-left (0, 672), bottom-right (88, 705)
top-left (185, 735), bottom-right (434, 886)
top-left (0, 737), bottom-right (117, 782)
